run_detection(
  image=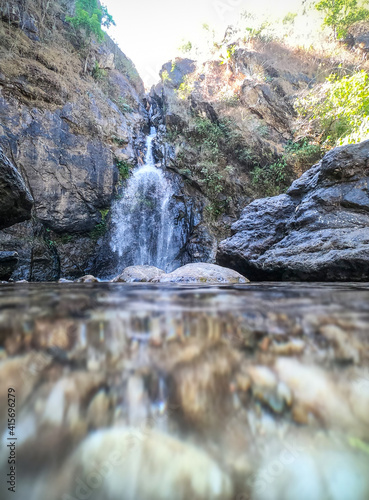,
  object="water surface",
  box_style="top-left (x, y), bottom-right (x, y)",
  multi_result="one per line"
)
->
top-left (1, 282), bottom-right (369, 500)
